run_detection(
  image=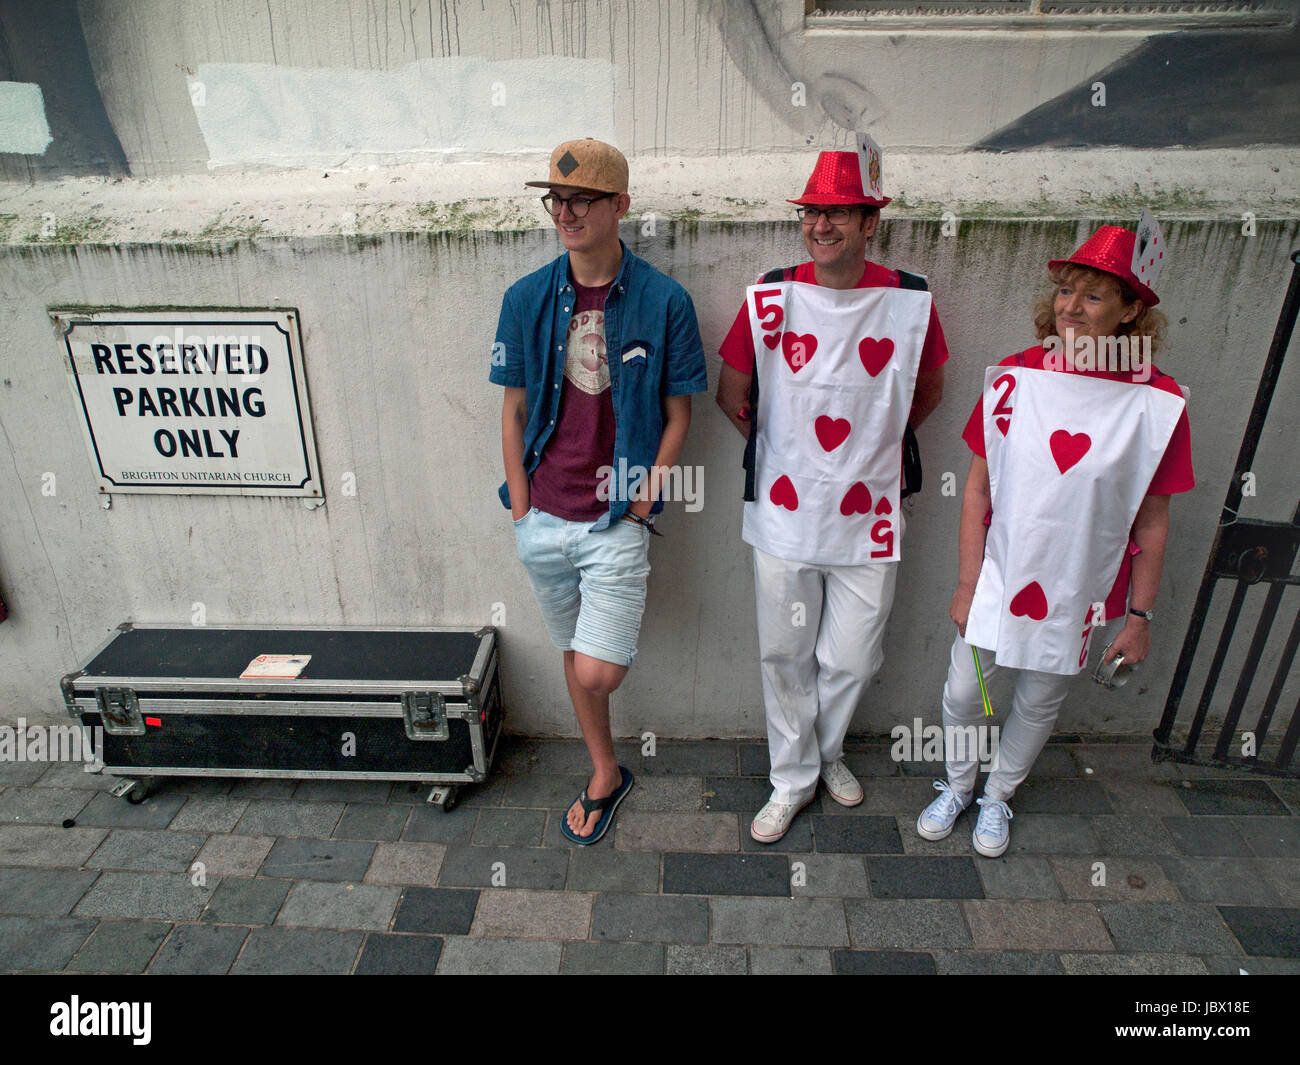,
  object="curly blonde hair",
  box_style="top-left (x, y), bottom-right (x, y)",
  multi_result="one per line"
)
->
top-left (1032, 263), bottom-right (1168, 358)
